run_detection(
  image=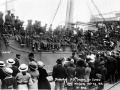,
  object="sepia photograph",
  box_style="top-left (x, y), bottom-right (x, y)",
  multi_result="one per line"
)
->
top-left (0, 0), bottom-right (120, 90)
